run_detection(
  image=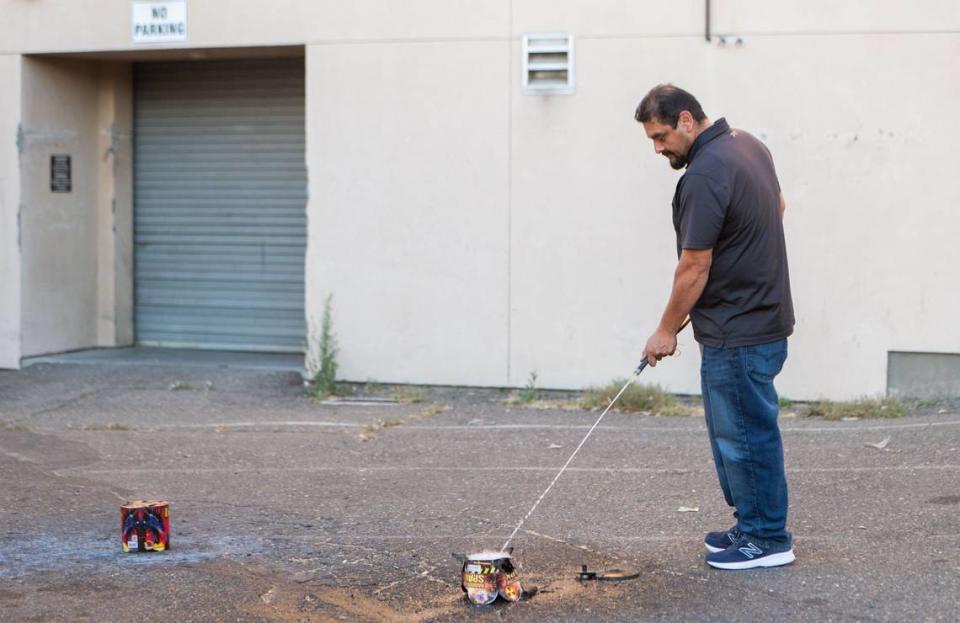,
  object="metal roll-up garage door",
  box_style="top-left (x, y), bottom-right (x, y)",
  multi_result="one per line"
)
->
top-left (134, 58), bottom-right (306, 352)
